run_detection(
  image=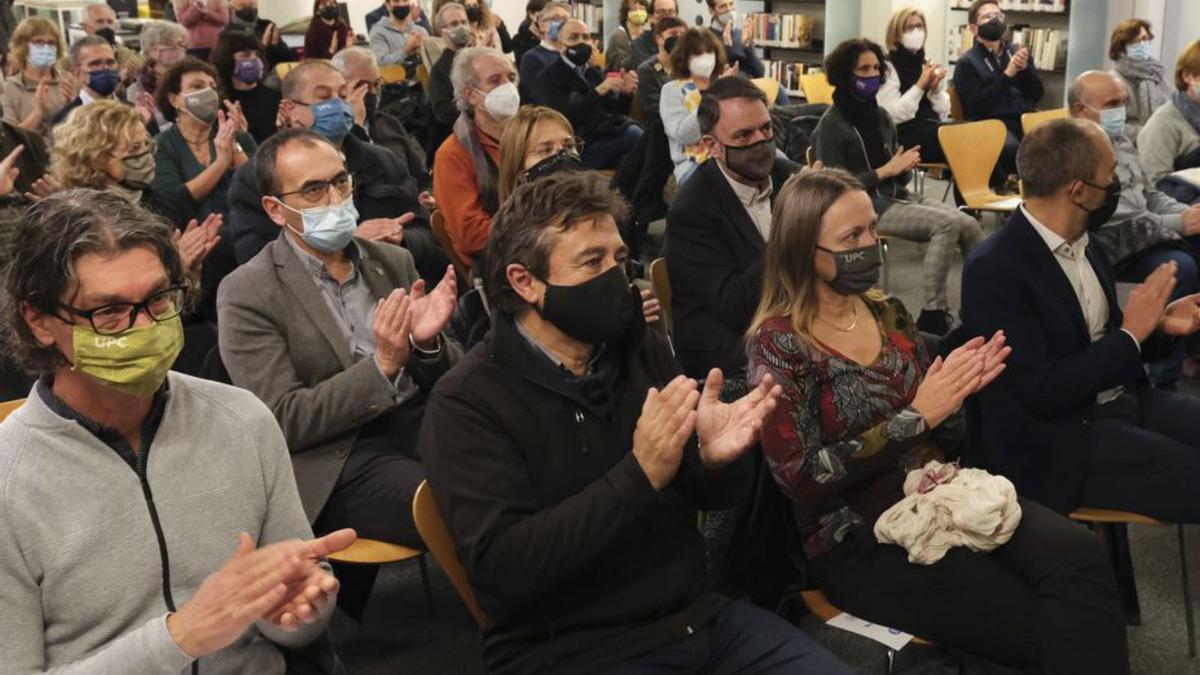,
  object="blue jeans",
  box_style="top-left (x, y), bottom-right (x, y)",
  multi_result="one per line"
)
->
top-left (596, 599), bottom-right (852, 674)
top-left (582, 124), bottom-right (644, 170)
top-left (1116, 246), bottom-right (1198, 387)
